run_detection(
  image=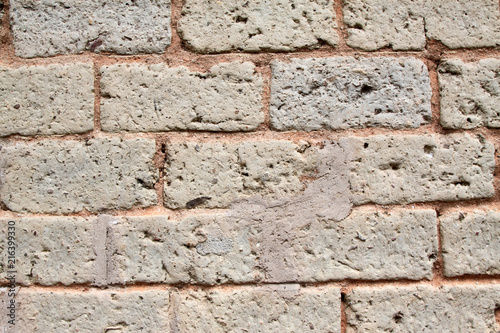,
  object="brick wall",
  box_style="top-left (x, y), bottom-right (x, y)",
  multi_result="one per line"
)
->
top-left (0, 0), bottom-right (499, 332)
